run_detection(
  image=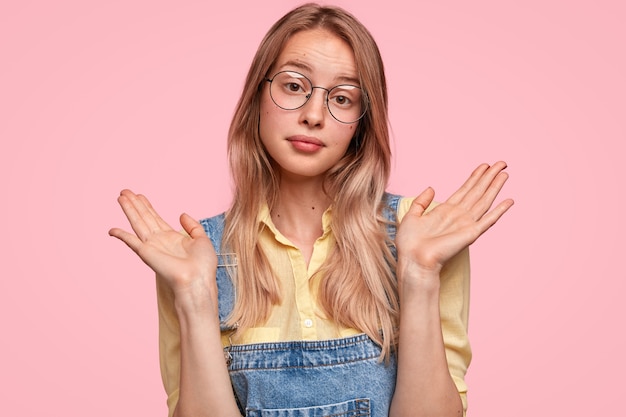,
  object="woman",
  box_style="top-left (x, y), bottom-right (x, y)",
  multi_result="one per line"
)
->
top-left (109, 4), bottom-right (513, 417)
